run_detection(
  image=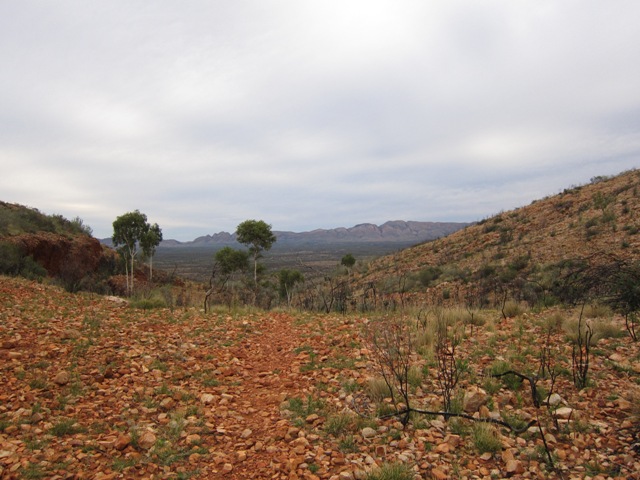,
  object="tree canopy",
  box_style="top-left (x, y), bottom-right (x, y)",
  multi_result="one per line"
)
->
top-left (236, 219), bottom-right (276, 287)
top-left (112, 210), bottom-right (161, 294)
